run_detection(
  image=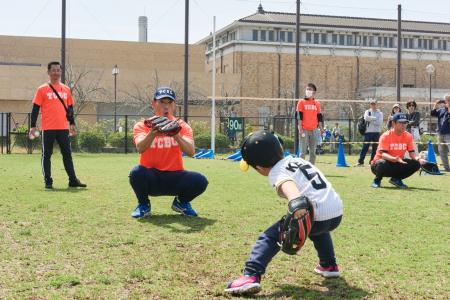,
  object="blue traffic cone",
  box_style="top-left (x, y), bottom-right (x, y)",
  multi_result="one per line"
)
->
top-left (336, 138), bottom-right (349, 167)
top-left (427, 140), bottom-right (437, 163)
